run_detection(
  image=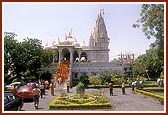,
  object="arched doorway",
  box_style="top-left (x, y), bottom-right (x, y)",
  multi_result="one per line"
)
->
top-left (62, 48), bottom-right (70, 61)
top-left (80, 52), bottom-right (87, 61)
top-left (73, 50), bottom-right (79, 62)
